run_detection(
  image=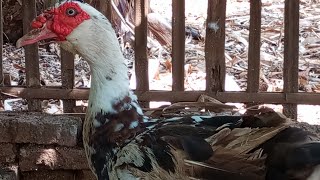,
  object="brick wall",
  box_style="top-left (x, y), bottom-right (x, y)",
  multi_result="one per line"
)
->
top-left (0, 112), bottom-right (96, 180)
